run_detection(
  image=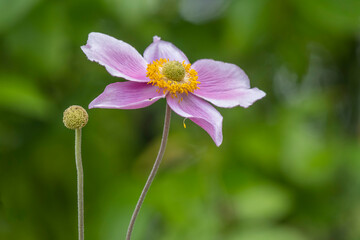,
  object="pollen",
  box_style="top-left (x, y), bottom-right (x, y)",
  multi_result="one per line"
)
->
top-left (146, 58), bottom-right (200, 98)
